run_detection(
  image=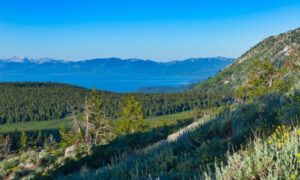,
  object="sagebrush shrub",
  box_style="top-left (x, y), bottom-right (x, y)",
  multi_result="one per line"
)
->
top-left (208, 125), bottom-right (300, 180)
